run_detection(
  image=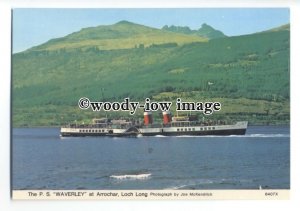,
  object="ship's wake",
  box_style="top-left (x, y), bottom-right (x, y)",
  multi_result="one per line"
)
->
top-left (176, 134), bottom-right (289, 138)
top-left (231, 134), bottom-right (289, 138)
top-left (110, 173), bottom-right (151, 180)
top-left (140, 134), bottom-right (289, 138)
